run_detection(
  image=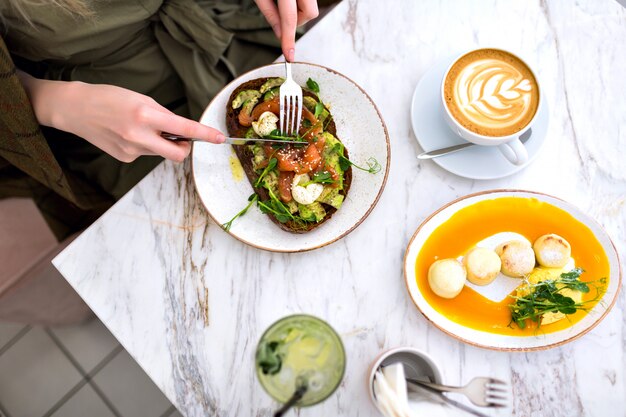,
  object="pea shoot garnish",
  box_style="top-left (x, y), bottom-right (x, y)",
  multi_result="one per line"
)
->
top-left (339, 155), bottom-right (382, 174)
top-left (302, 171), bottom-right (336, 186)
top-left (314, 102), bottom-right (324, 119)
top-left (254, 158), bottom-right (278, 188)
top-left (222, 194), bottom-right (258, 232)
top-left (306, 77), bottom-right (320, 98)
top-left (508, 268), bottom-right (606, 329)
